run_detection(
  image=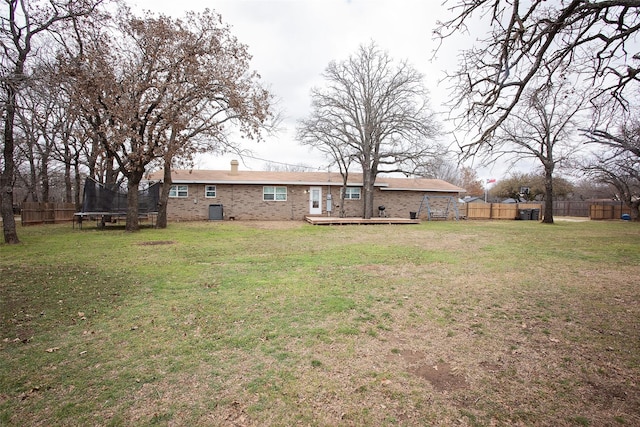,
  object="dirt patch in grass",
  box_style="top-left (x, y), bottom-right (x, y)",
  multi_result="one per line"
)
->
top-left (554, 216), bottom-right (590, 222)
top-left (236, 220), bottom-right (307, 230)
top-left (138, 240), bottom-right (175, 246)
top-left (387, 349), bottom-right (468, 392)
